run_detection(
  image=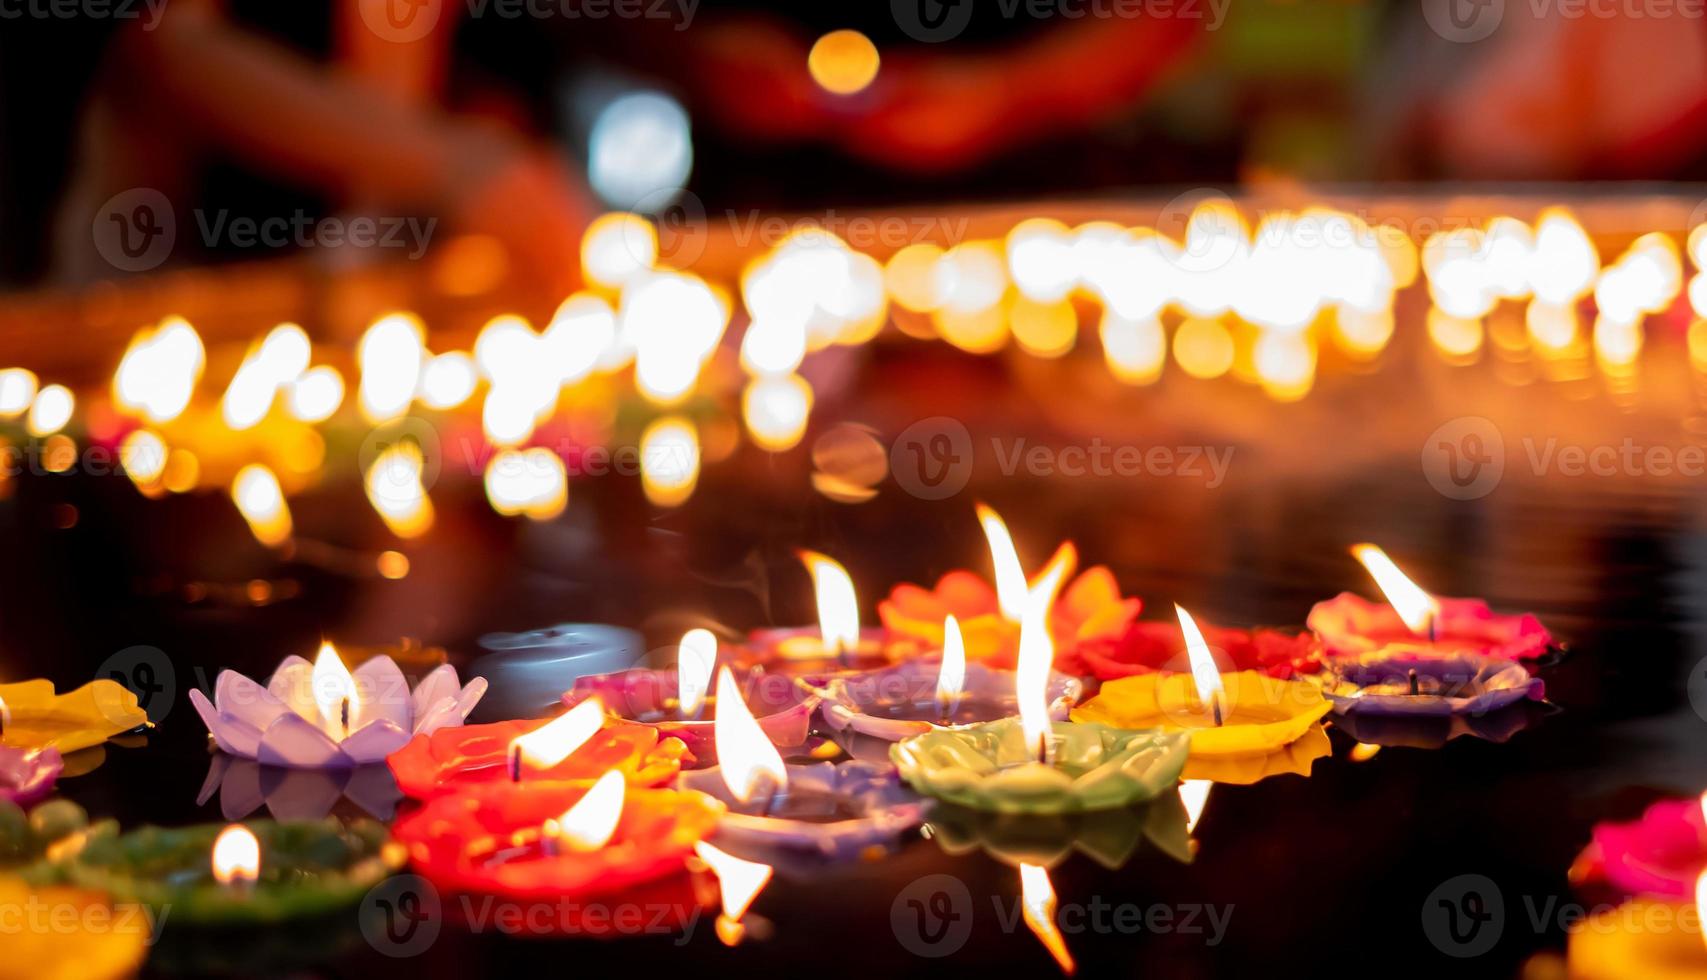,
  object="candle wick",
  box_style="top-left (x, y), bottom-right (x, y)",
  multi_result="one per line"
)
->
top-left (339, 697), bottom-right (350, 738)
top-left (508, 746), bottom-right (522, 783)
top-left (1408, 669), bottom-right (1419, 696)
top-left (756, 774), bottom-right (781, 818)
top-left (1427, 615), bottom-right (1437, 645)
top-left (1211, 699), bottom-right (1224, 727)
